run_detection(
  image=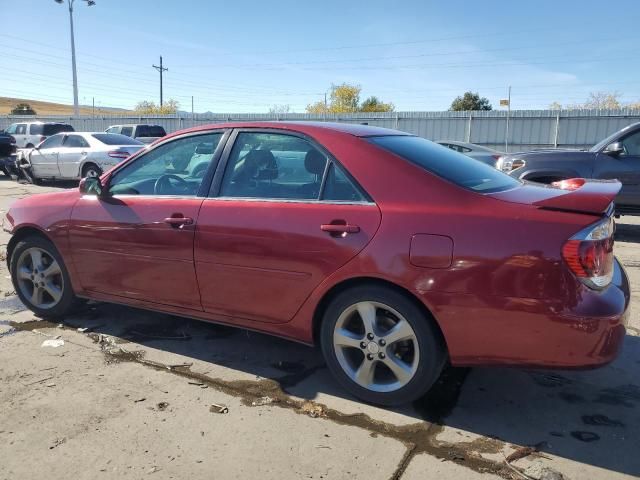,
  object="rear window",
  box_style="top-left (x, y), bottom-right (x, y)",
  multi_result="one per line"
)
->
top-left (40, 124), bottom-right (74, 136)
top-left (92, 133), bottom-right (144, 146)
top-left (136, 125), bottom-right (166, 138)
top-left (368, 135), bottom-right (520, 193)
